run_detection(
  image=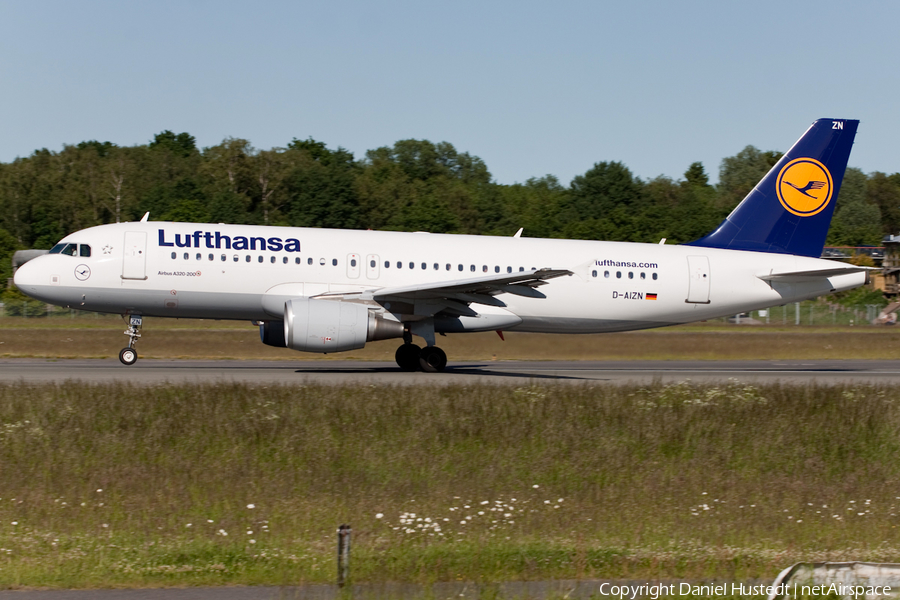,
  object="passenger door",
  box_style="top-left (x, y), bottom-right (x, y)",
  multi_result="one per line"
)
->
top-left (122, 232), bottom-right (148, 280)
